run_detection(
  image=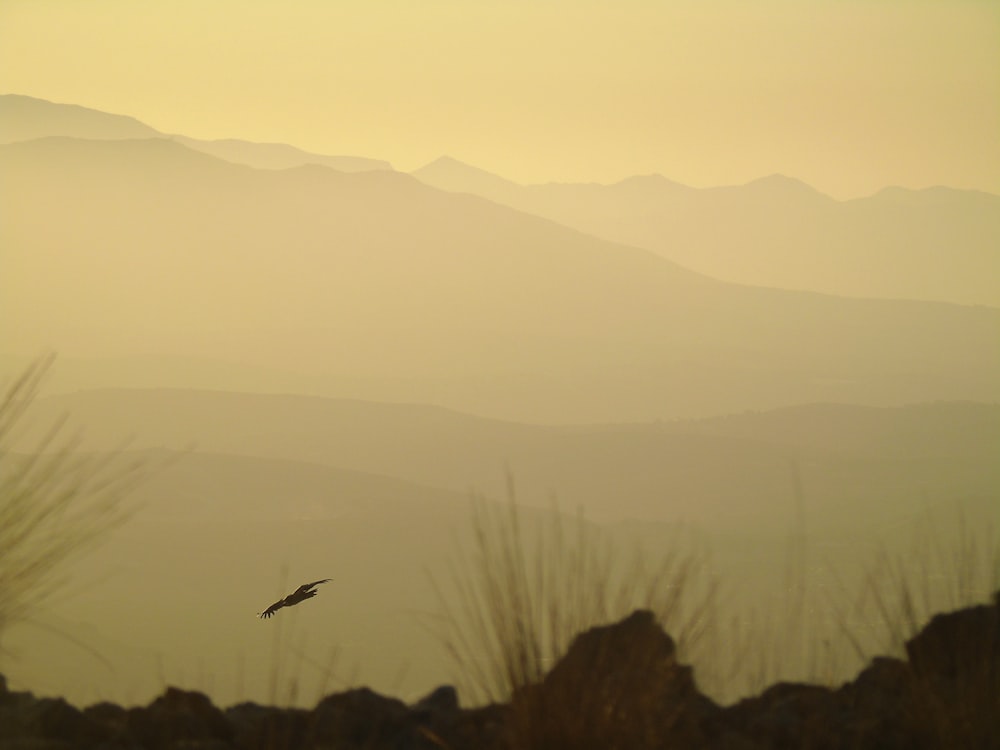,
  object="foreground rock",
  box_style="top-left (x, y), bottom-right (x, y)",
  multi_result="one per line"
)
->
top-left (1, 594), bottom-right (996, 749)
top-left (508, 609), bottom-right (719, 748)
